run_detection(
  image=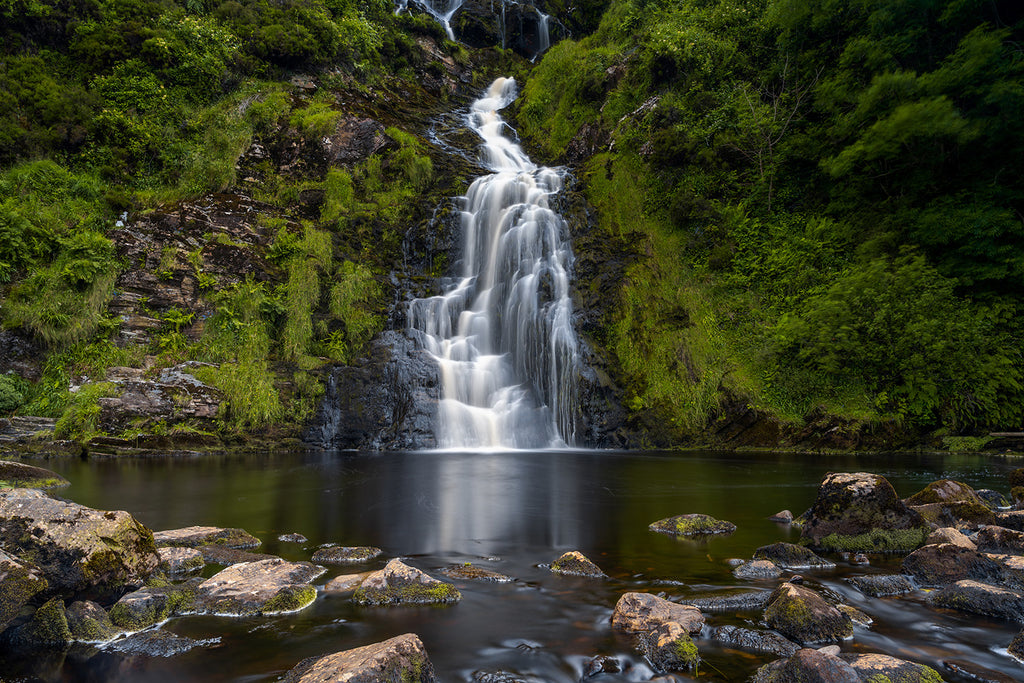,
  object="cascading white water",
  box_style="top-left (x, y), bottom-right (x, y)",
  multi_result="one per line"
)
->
top-left (394, 0), bottom-right (464, 40)
top-left (409, 78), bottom-right (580, 450)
